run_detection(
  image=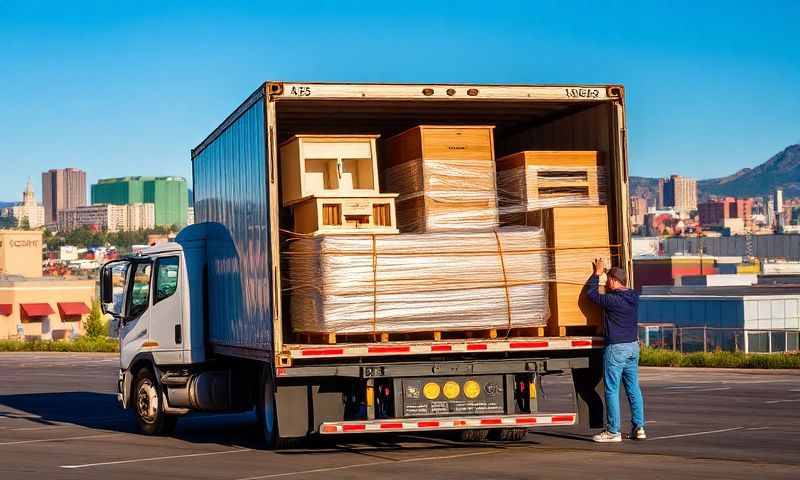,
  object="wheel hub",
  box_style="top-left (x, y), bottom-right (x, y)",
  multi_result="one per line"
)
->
top-left (136, 379), bottom-right (158, 423)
